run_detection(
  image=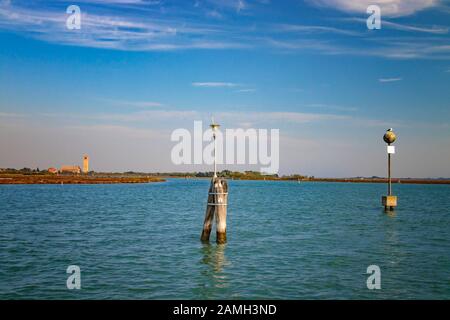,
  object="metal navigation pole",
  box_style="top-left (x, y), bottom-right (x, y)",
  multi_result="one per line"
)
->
top-left (382, 128), bottom-right (398, 211)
